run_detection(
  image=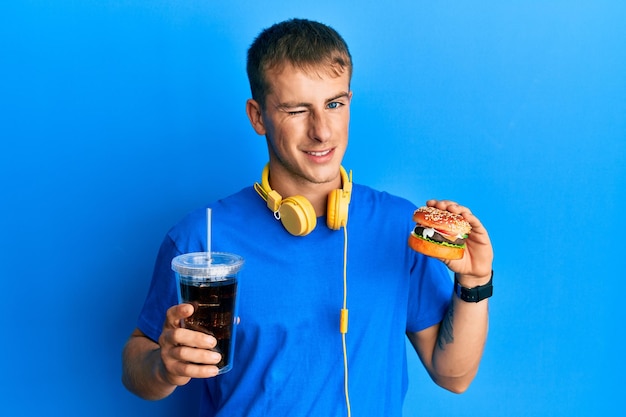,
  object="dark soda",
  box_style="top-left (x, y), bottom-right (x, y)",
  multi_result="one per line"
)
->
top-left (179, 278), bottom-right (238, 371)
